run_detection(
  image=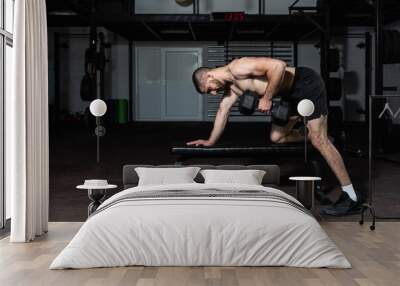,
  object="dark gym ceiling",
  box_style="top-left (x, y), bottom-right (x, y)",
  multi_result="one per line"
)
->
top-left (46, 0), bottom-right (399, 41)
